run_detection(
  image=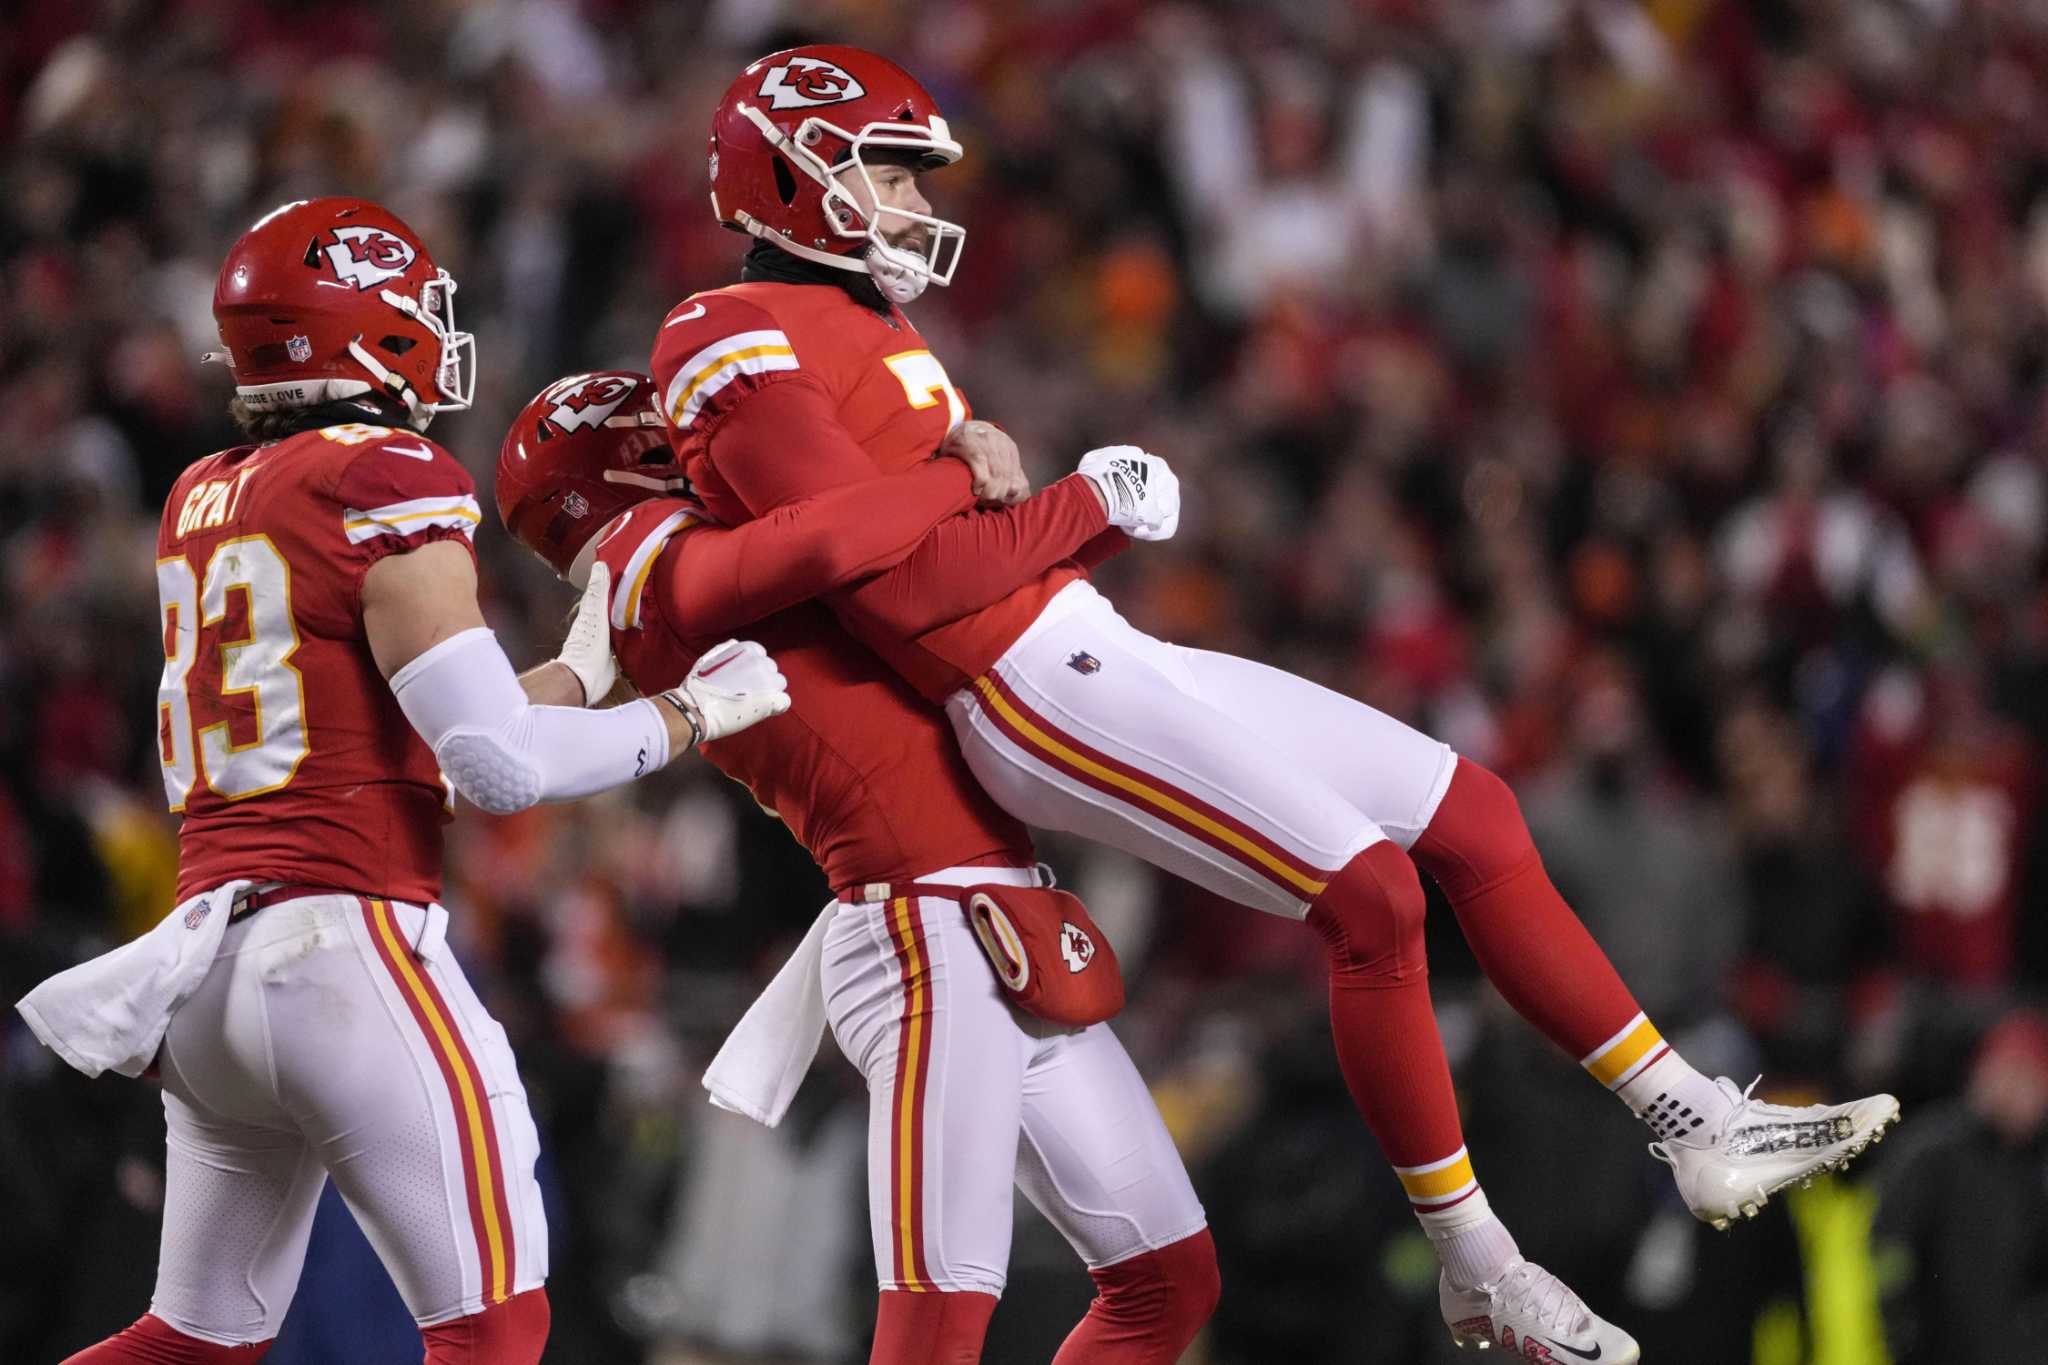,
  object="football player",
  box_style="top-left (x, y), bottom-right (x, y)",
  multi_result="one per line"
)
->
top-left (648, 45), bottom-right (1904, 1359)
top-left (19, 199), bottom-right (789, 1365)
top-left (497, 372), bottom-right (1221, 1364)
